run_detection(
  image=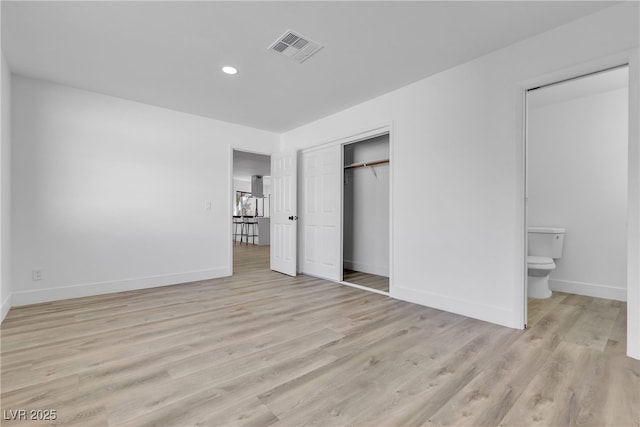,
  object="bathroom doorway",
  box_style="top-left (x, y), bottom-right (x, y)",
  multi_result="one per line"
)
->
top-left (524, 66), bottom-right (629, 333)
